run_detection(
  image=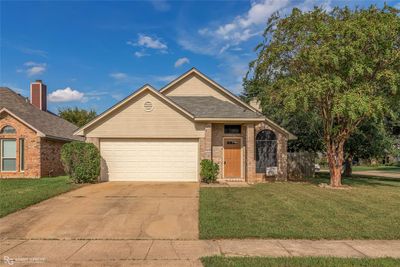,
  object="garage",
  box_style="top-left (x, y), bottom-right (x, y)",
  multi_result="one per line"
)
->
top-left (100, 139), bottom-right (199, 182)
